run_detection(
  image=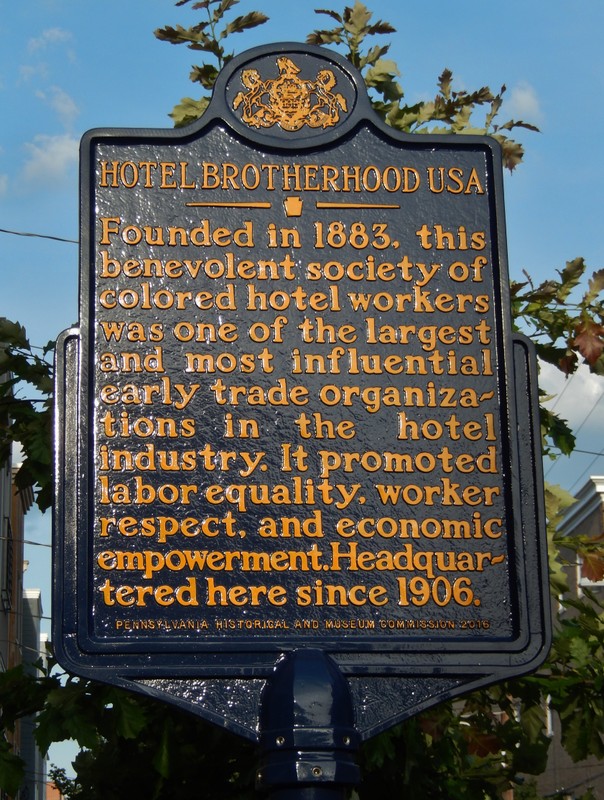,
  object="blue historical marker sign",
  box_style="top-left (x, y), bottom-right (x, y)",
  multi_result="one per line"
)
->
top-left (54, 43), bottom-right (549, 740)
